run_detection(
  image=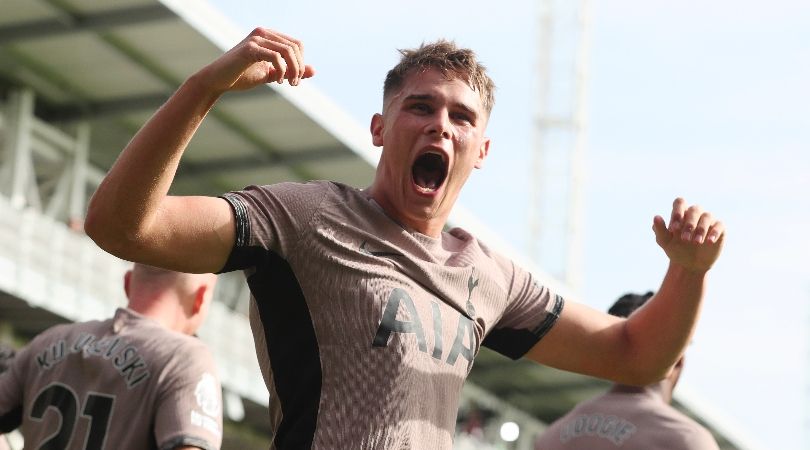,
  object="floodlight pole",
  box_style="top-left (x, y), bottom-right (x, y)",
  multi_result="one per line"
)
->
top-left (530, 0), bottom-right (591, 294)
